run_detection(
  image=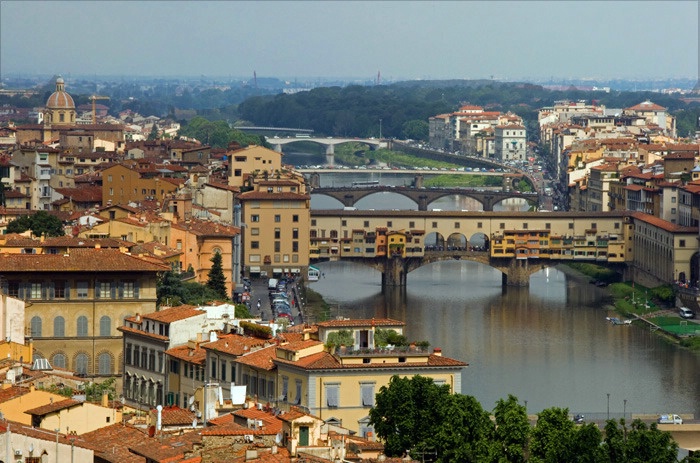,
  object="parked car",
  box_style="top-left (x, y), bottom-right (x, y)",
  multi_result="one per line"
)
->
top-left (573, 414), bottom-right (585, 424)
top-left (679, 307), bottom-right (696, 319)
